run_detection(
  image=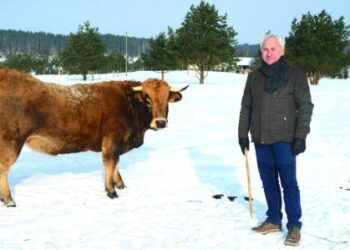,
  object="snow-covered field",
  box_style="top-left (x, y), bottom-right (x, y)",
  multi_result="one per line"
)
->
top-left (0, 70), bottom-right (349, 249)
